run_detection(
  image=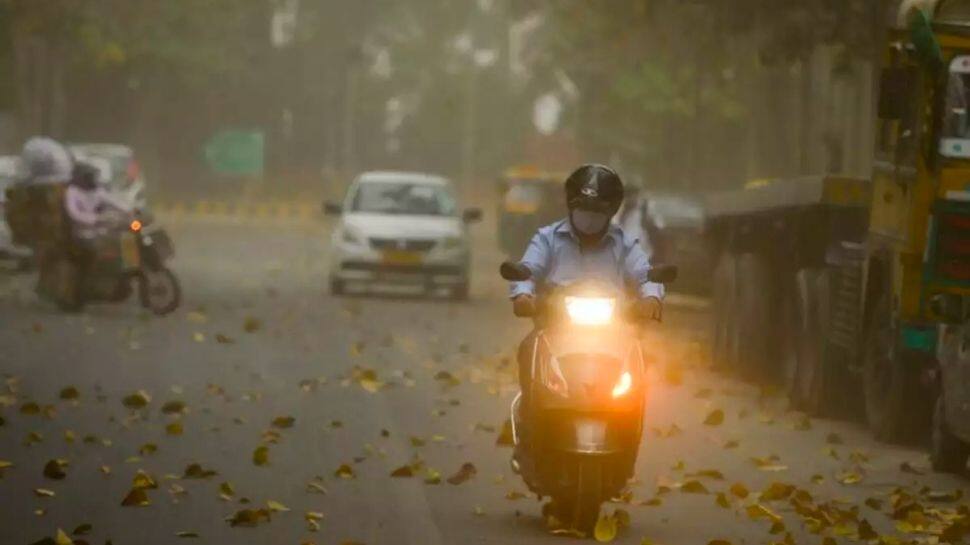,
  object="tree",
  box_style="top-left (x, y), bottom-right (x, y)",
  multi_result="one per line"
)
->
top-left (520, 0), bottom-right (889, 189)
